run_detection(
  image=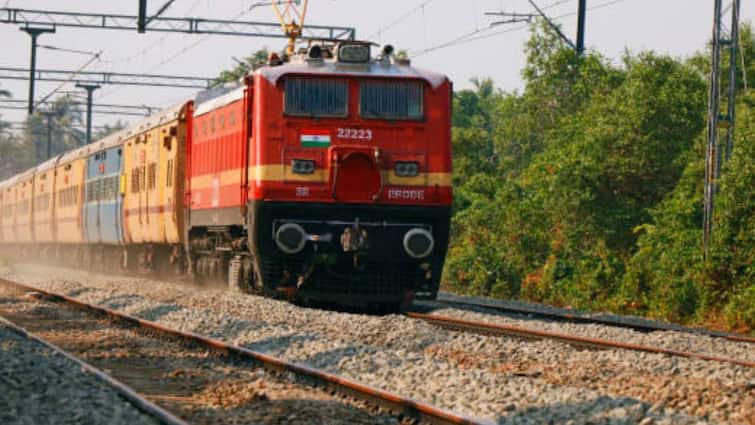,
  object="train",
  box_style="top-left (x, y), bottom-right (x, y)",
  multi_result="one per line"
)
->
top-left (0, 41), bottom-right (453, 309)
